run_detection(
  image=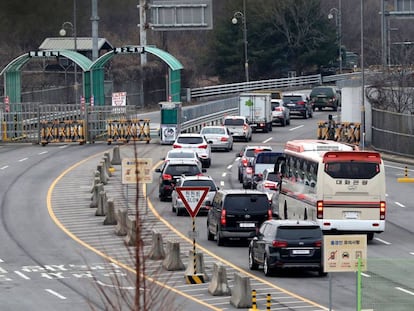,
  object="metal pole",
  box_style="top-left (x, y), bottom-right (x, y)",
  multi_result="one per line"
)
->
top-left (242, 0), bottom-right (249, 82)
top-left (91, 0), bottom-right (99, 61)
top-left (73, 0), bottom-right (78, 104)
top-left (361, 0), bottom-right (365, 150)
top-left (381, 0), bottom-right (386, 67)
top-left (338, 0), bottom-right (342, 74)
